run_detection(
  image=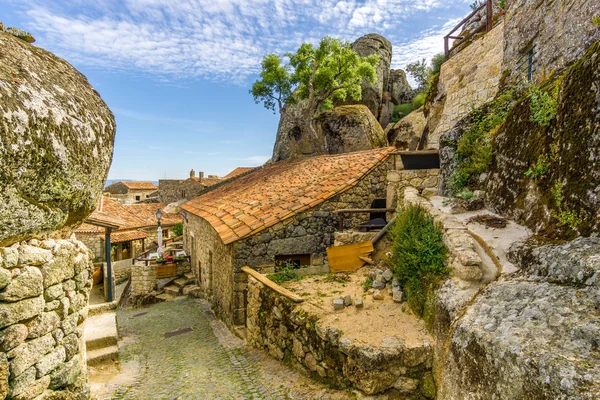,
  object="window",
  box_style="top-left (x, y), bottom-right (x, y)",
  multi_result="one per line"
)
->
top-left (275, 254), bottom-right (311, 269)
top-left (146, 194), bottom-right (149, 198)
top-left (163, 229), bottom-right (168, 238)
top-left (135, 195), bottom-right (140, 201)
